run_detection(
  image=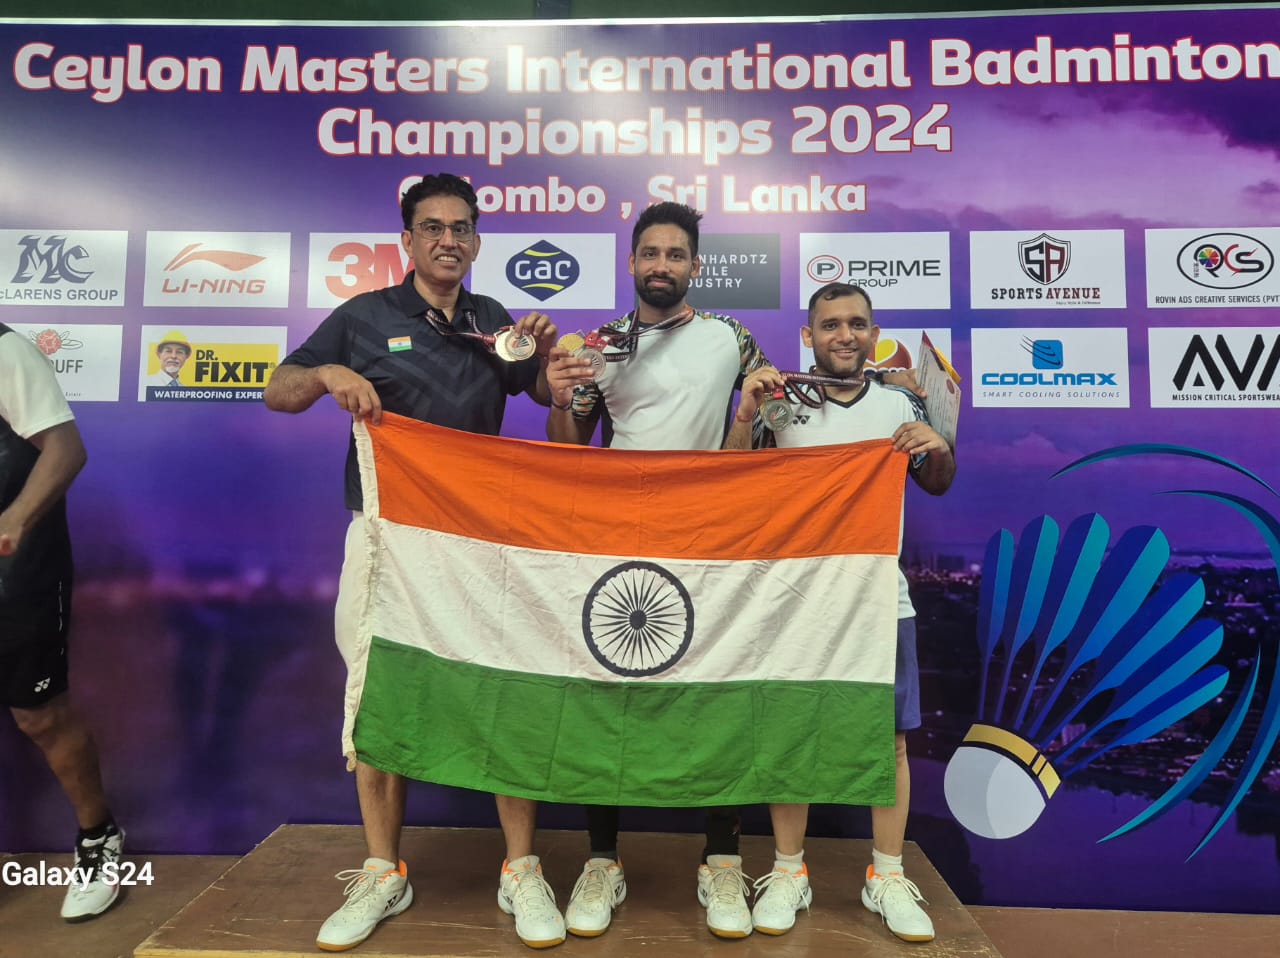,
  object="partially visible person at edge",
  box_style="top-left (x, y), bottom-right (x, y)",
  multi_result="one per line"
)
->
top-left (723, 281), bottom-right (955, 942)
top-left (0, 322), bottom-right (127, 923)
top-left (263, 173), bottom-right (564, 953)
top-left (542, 201), bottom-right (773, 943)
